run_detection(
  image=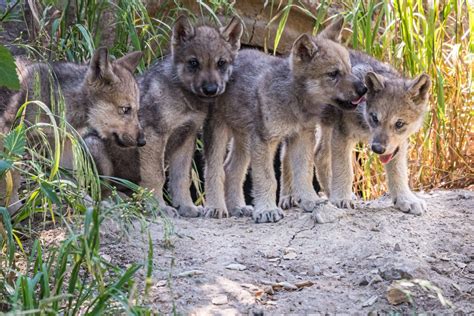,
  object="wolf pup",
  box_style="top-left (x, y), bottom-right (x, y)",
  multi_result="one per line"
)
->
top-left (1, 47), bottom-right (144, 212)
top-left (90, 16), bottom-right (243, 217)
top-left (203, 17), bottom-right (367, 223)
top-left (314, 50), bottom-right (431, 215)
